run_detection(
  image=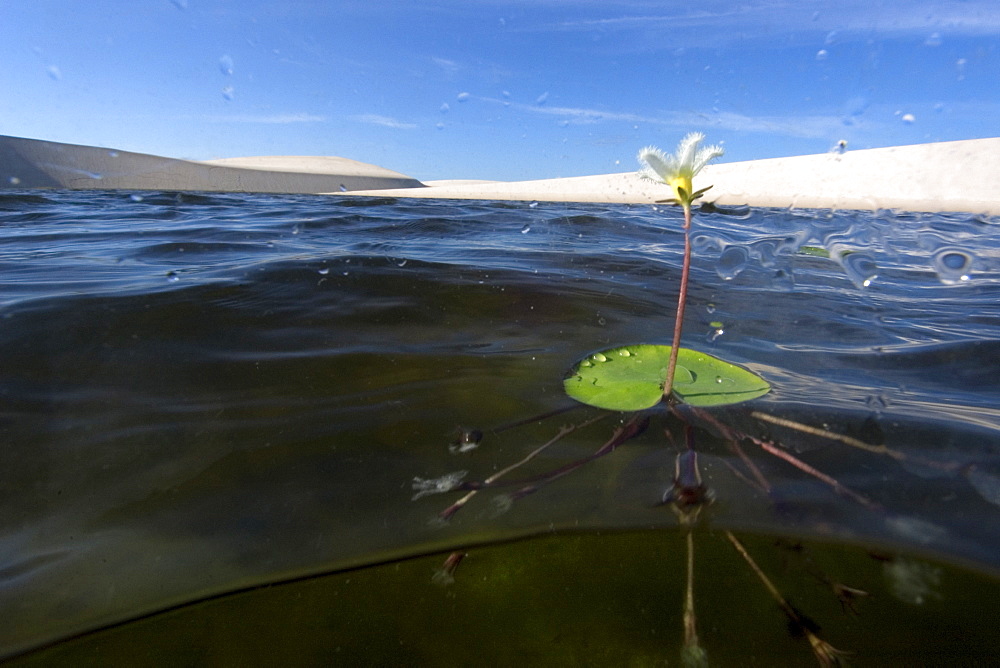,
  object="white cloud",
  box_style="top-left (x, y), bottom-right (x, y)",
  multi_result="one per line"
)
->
top-left (508, 0), bottom-right (1000, 47)
top-left (474, 95), bottom-right (861, 139)
top-left (350, 113), bottom-right (418, 129)
top-left (431, 56), bottom-right (461, 73)
top-left (197, 113), bottom-right (327, 124)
